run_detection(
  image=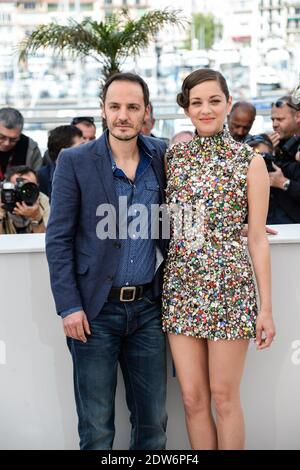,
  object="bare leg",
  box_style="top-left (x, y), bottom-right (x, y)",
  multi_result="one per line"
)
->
top-left (208, 339), bottom-right (249, 450)
top-left (168, 333), bottom-right (217, 450)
